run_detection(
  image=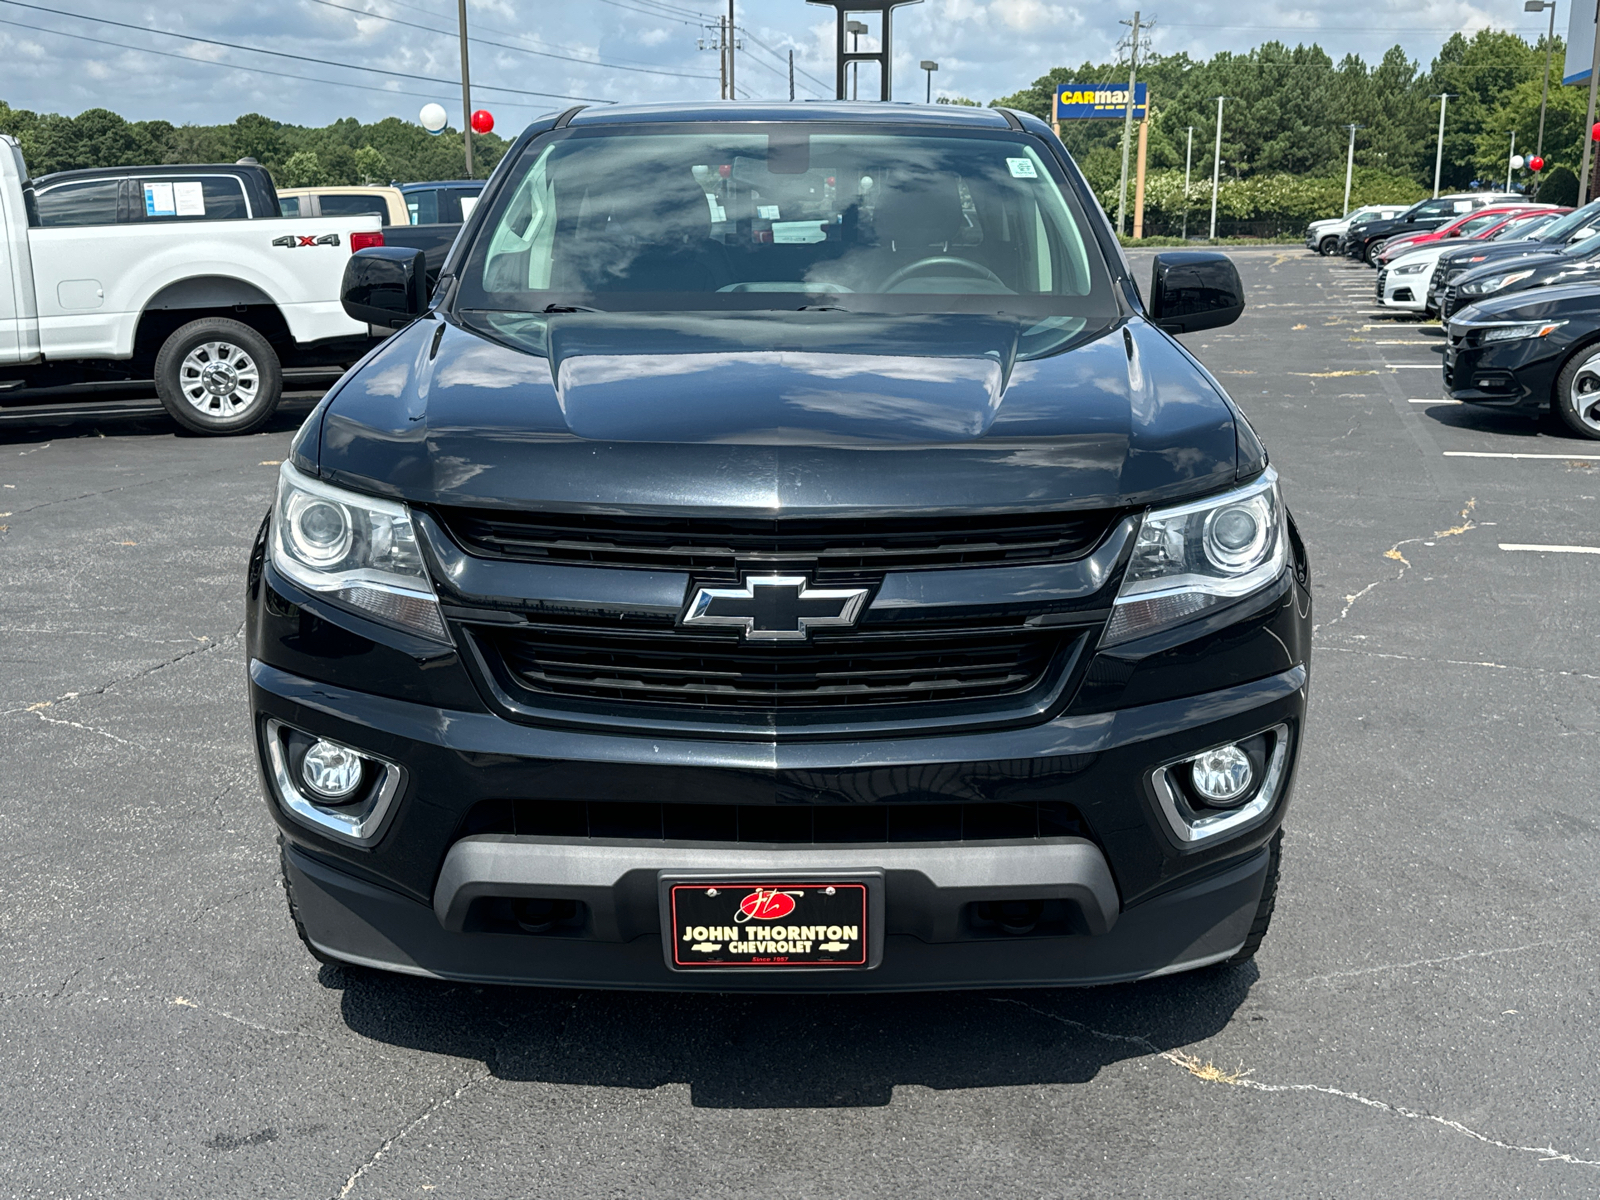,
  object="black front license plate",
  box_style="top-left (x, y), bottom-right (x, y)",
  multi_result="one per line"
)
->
top-left (667, 881), bottom-right (869, 969)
